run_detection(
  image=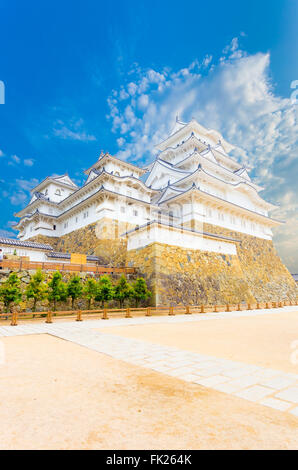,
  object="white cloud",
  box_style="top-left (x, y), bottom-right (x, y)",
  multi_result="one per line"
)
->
top-left (9, 154), bottom-right (21, 165)
top-left (106, 38), bottom-right (298, 270)
top-left (1, 178), bottom-right (39, 208)
top-left (117, 137), bottom-right (125, 147)
top-left (24, 158), bottom-right (34, 167)
top-left (0, 229), bottom-right (16, 238)
top-left (53, 118), bottom-right (96, 141)
top-left (15, 178), bottom-right (39, 191)
top-left (0, 151), bottom-right (36, 167)
top-left (138, 94), bottom-right (149, 109)
top-left (9, 192), bottom-right (28, 206)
